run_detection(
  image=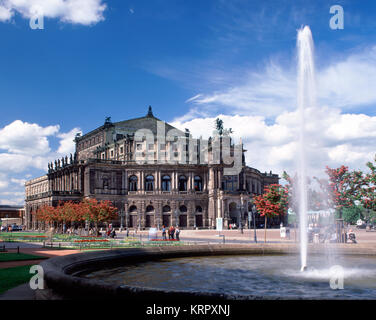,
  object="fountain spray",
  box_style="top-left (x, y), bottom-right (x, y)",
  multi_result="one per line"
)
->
top-left (297, 26), bottom-right (316, 272)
